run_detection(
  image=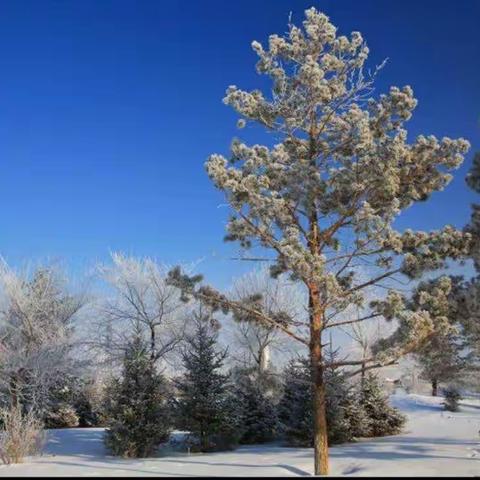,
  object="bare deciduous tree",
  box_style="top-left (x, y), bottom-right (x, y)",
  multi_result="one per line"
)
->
top-left (92, 253), bottom-right (188, 369)
top-left (227, 267), bottom-right (304, 372)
